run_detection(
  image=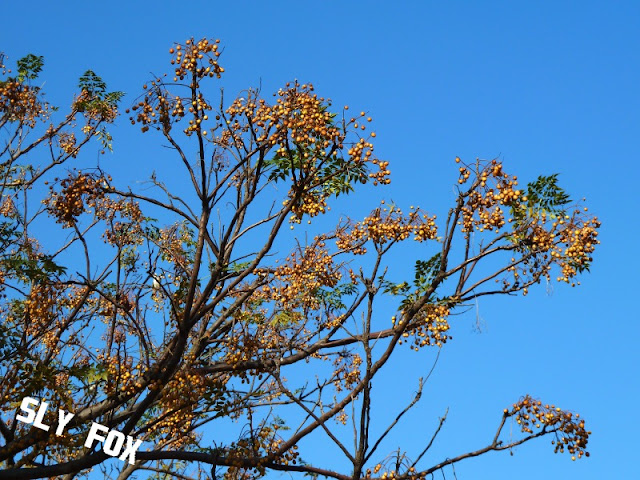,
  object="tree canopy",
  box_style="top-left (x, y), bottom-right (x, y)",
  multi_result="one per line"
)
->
top-left (0, 38), bottom-right (600, 480)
